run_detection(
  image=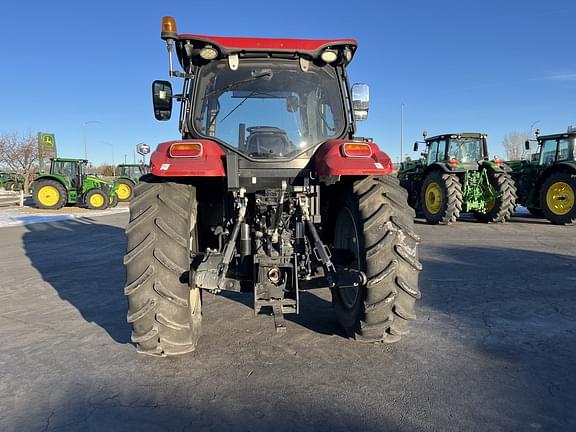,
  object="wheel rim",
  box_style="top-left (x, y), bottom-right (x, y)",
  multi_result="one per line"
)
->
top-left (334, 207), bottom-right (361, 309)
top-left (117, 183), bottom-right (132, 200)
top-left (90, 193), bottom-right (105, 208)
top-left (546, 181), bottom-right (574, 215)
top-left (38, 185), bottom-right (60, 207)
top-left (425, 182), bottom-right (443, 214)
